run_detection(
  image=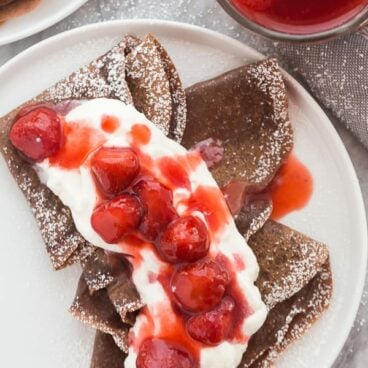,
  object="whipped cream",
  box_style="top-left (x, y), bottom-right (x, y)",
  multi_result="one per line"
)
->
top-left (36, 98), bottom-right (267, 368)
